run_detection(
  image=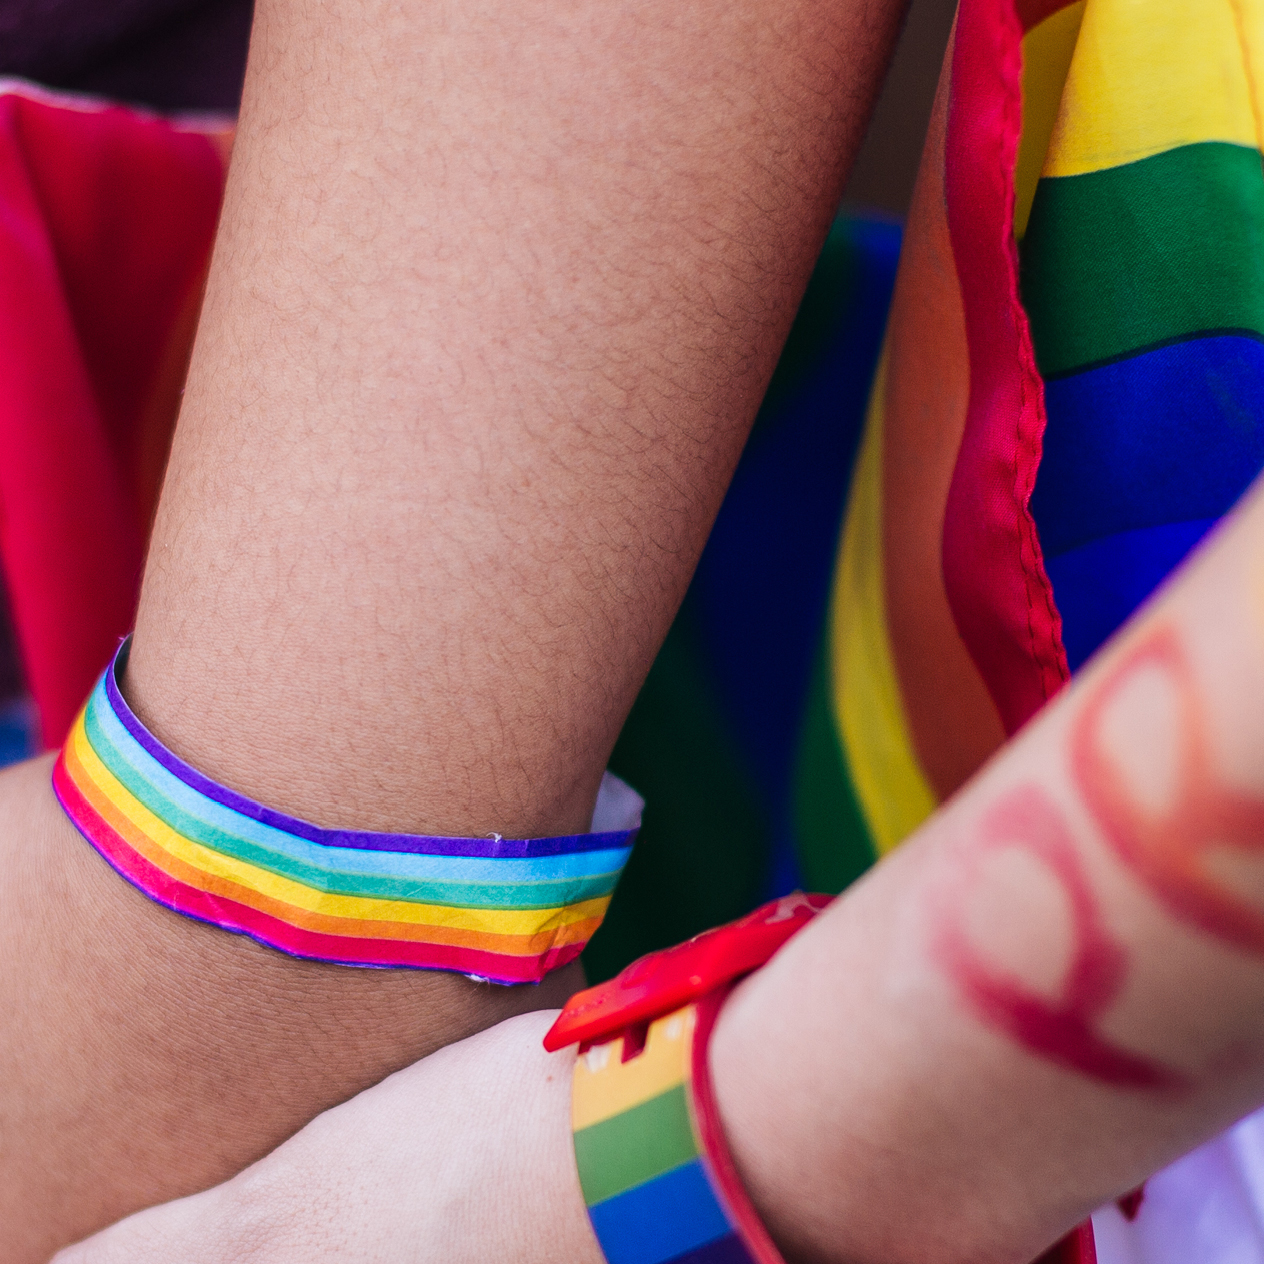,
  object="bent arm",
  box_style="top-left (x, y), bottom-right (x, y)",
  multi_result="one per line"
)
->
top-left (0, 0), bottom-right (908, 1257)
top-left (714, 478), bottom-right (1264, 1262)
